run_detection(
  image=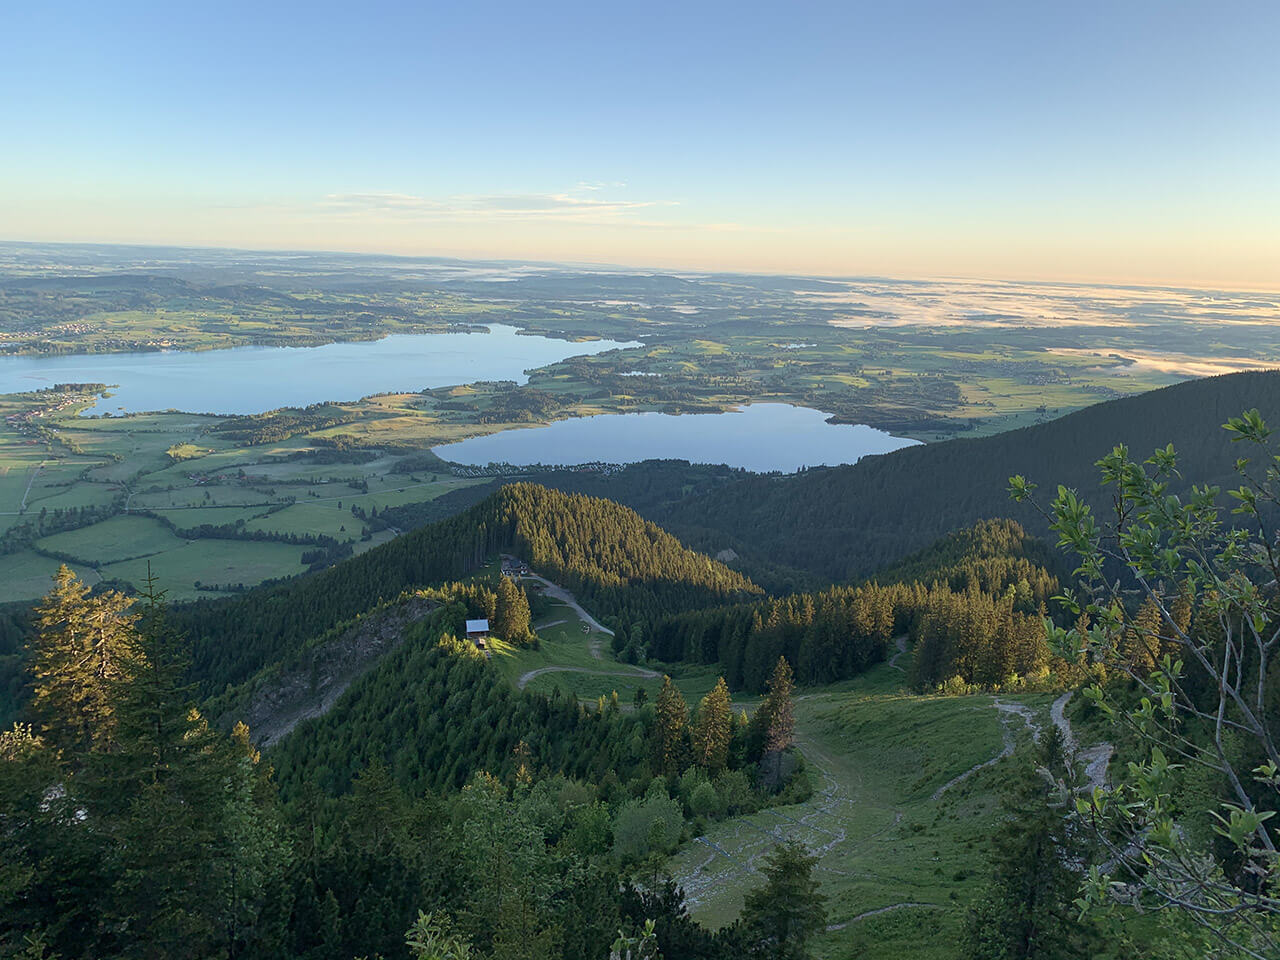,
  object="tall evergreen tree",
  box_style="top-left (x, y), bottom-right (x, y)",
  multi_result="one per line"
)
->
top-left (1121, 596), bottom-right (1162, 676)
top-left (740, 842), bottom-right (826, 960)
top-left (751, 657), bottom-right (795, 789)
top-left (961, 726), bottom-right (1099, 960)
top-left (494, 577), bottom-right (533, 643)
top-left (760, 658), bottom-right (795, 756)
top-left (28, 565), bottom-right (137, 758)
top-left (653, 677), bottom-right (689, 777)
top-left (691, 678), bottom-right (732, 774)
top-left (93, 574), bottom-right (291, 960)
